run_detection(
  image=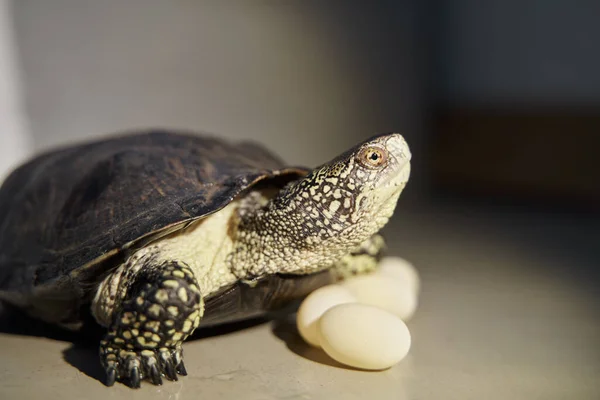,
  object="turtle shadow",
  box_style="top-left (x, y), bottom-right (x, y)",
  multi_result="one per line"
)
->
top-left (0, 302), bottom-right (106, 383)
top-left (189, 316), bottom-right (269, 340)
top-left (0, 301), bottom-right (273, 386)
top-left (270, 315), bottom-right (355, 370)
top-left (63, 342), bottom-right (107, 383)
top-left (61, 317), bottom-right (270, 386)
top-left (0, 302), bottom-right (84, 341)
top-left (0, 302), bottom-right (353, 384)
